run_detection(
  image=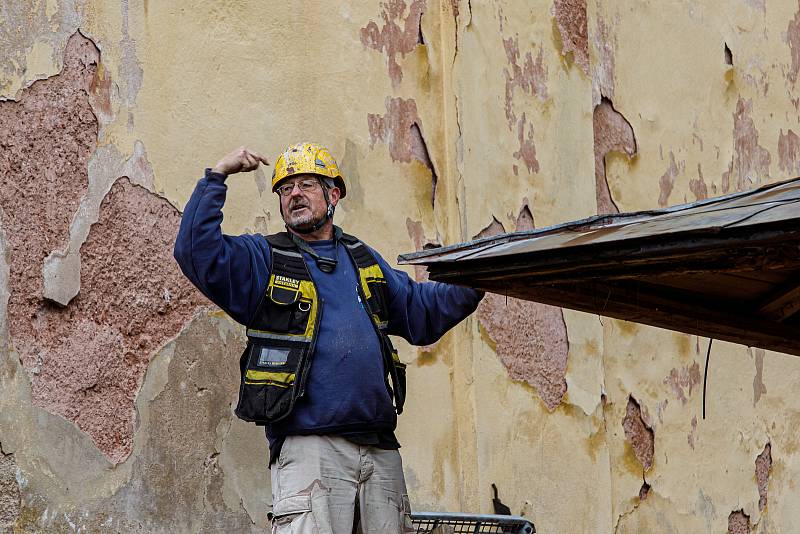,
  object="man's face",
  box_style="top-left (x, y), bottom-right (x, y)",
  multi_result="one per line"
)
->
top-left (278, 173), bottom-right (340, 232)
